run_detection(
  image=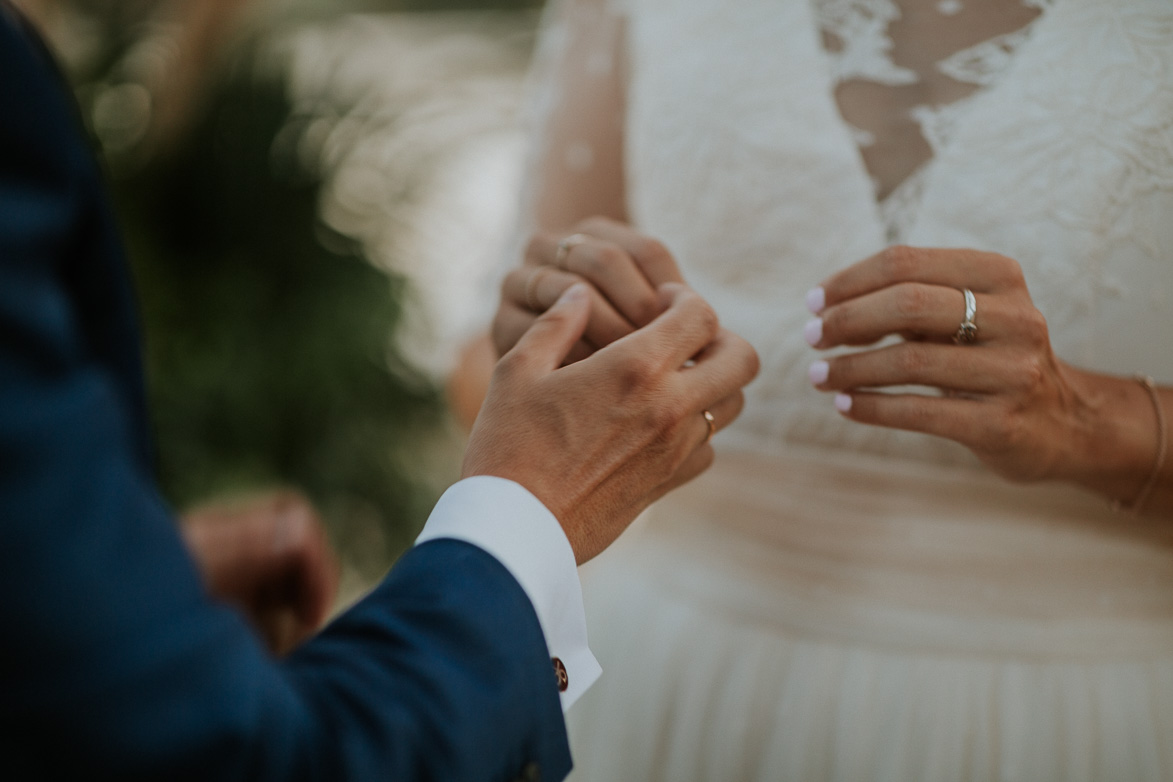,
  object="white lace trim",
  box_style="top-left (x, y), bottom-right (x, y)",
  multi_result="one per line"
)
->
top-left (847, 122), bottom-right (876, 147)
top-left (937, 26), bottom-right (1035, 86)
top-left (909, 94), bottom-right (979, 155)
top-left (814, 0), bottom-right (918, 86)
top-left (814, 0), bottom-right (1045, 240)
